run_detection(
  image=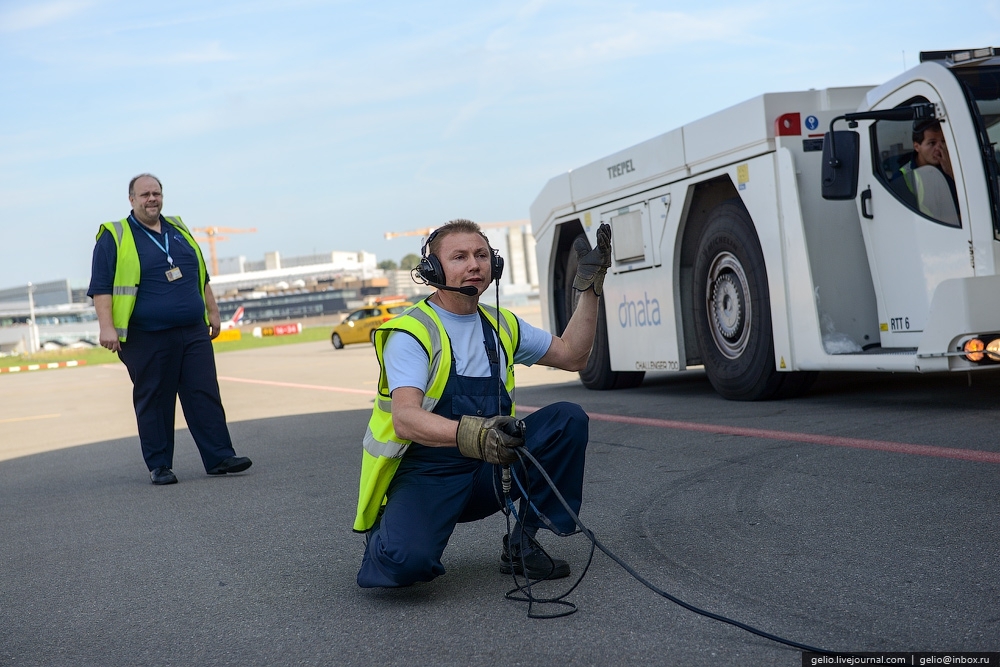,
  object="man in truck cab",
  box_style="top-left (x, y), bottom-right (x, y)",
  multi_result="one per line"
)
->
top-left (897, 118), bottom-right (960, 225)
